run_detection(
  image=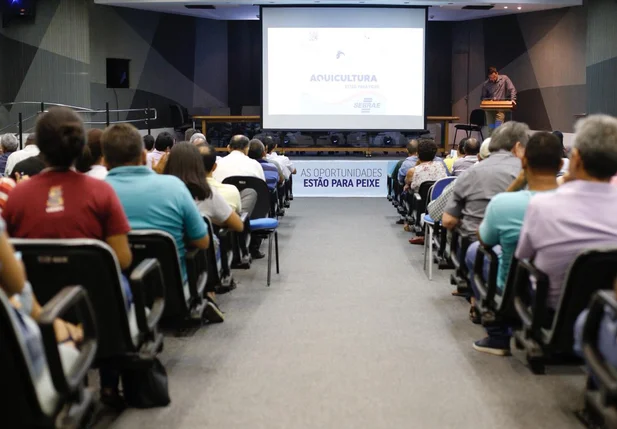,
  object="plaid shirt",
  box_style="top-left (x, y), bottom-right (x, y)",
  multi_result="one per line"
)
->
top-left (427, 181), bottom-right (455, 222)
